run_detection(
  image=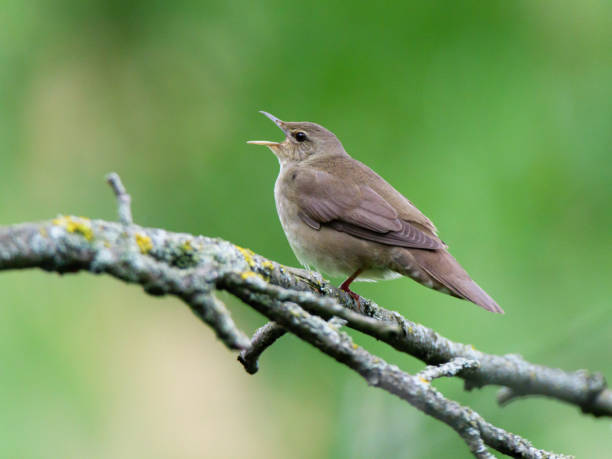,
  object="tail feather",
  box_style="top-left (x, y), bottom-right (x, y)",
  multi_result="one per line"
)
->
top-left (410, 249), bottom-right (504, 314)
